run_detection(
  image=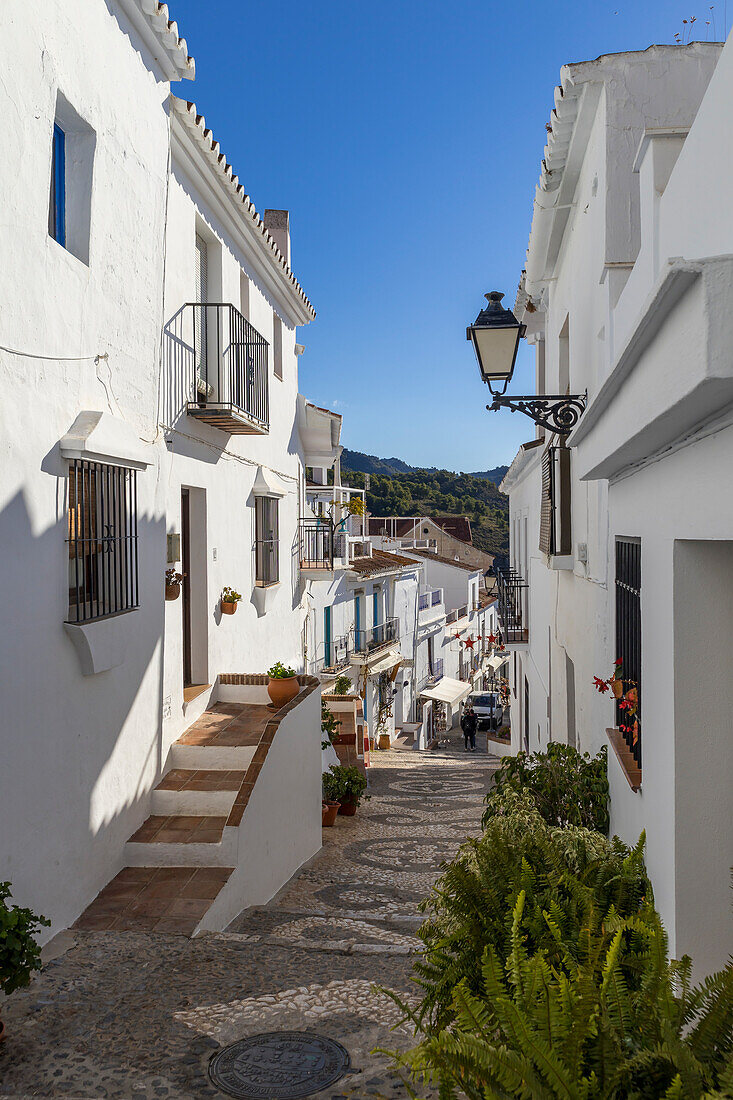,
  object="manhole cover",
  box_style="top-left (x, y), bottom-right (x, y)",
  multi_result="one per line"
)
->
top-left (209, 1031), bottom-right (350, 1099)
